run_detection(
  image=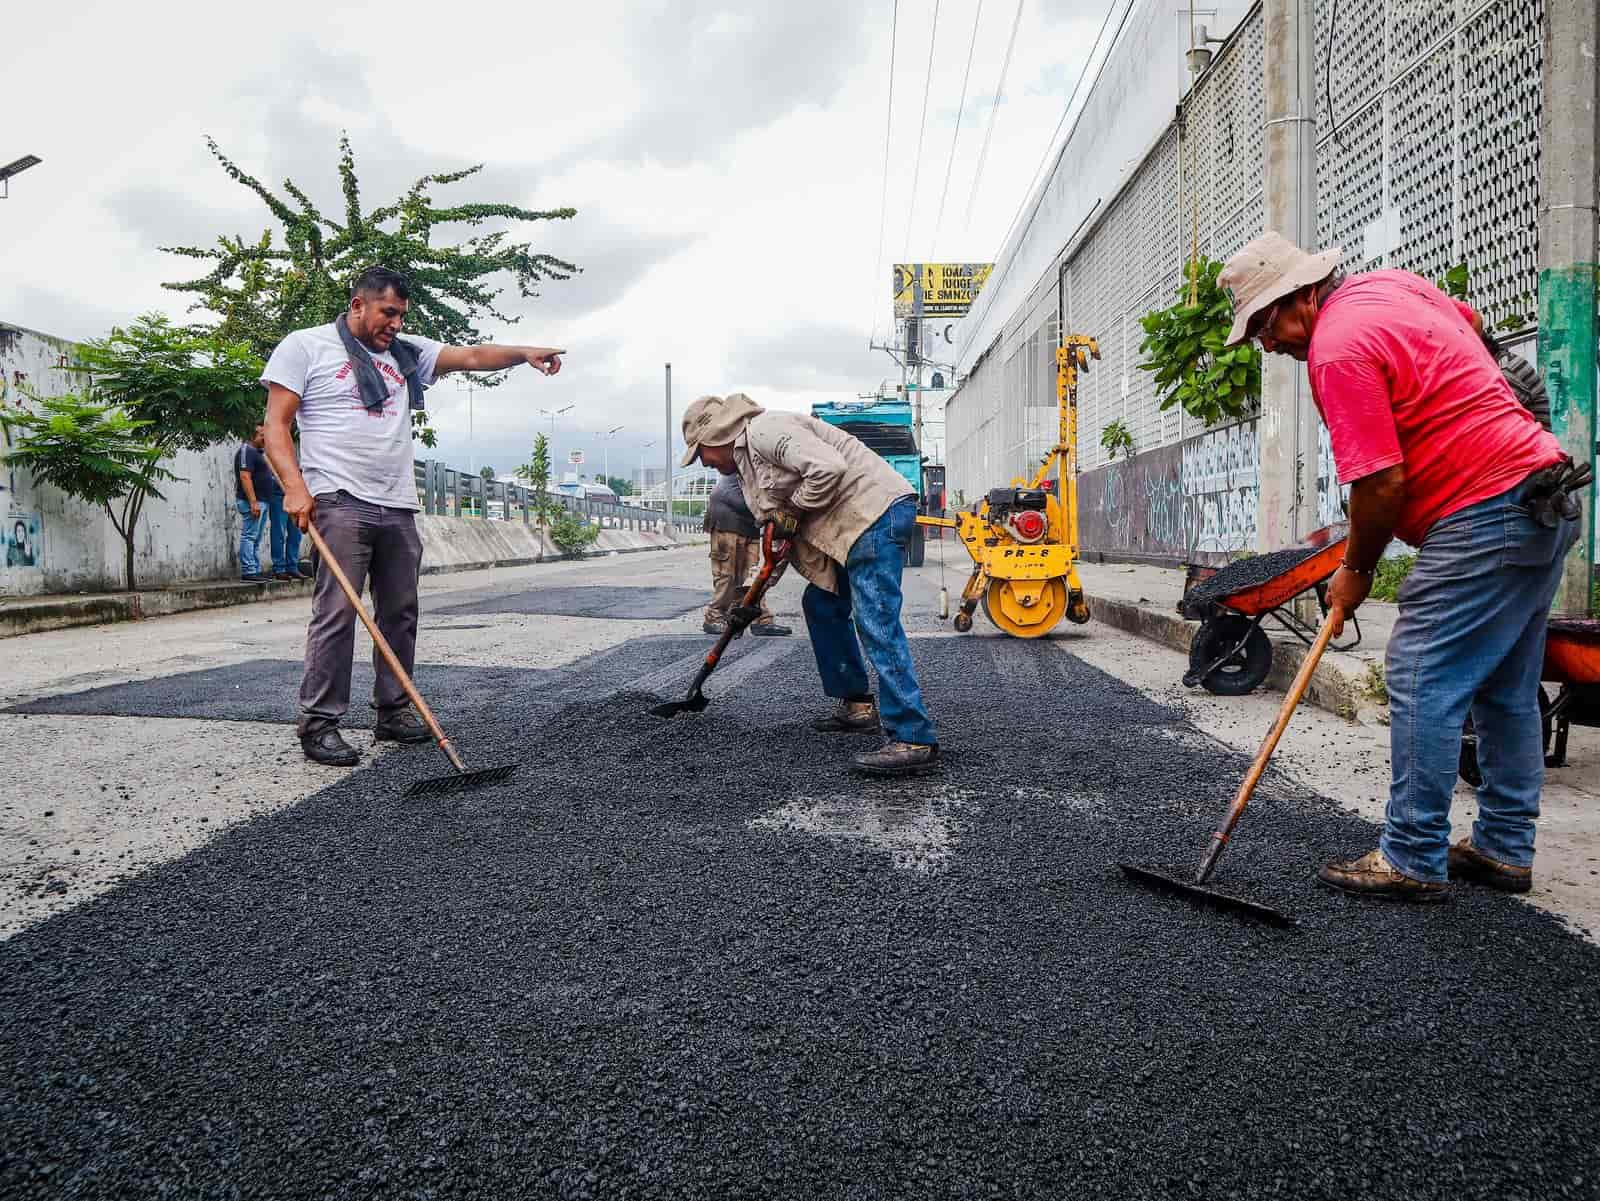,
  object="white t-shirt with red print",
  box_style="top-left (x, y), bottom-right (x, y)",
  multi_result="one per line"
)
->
top-left (260, 322), bottom-right (444, 511)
